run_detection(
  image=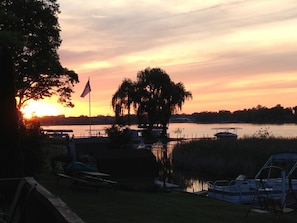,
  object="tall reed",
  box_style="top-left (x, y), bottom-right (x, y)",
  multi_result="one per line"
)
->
top-left (172, 138), bottom-right (297, 181)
